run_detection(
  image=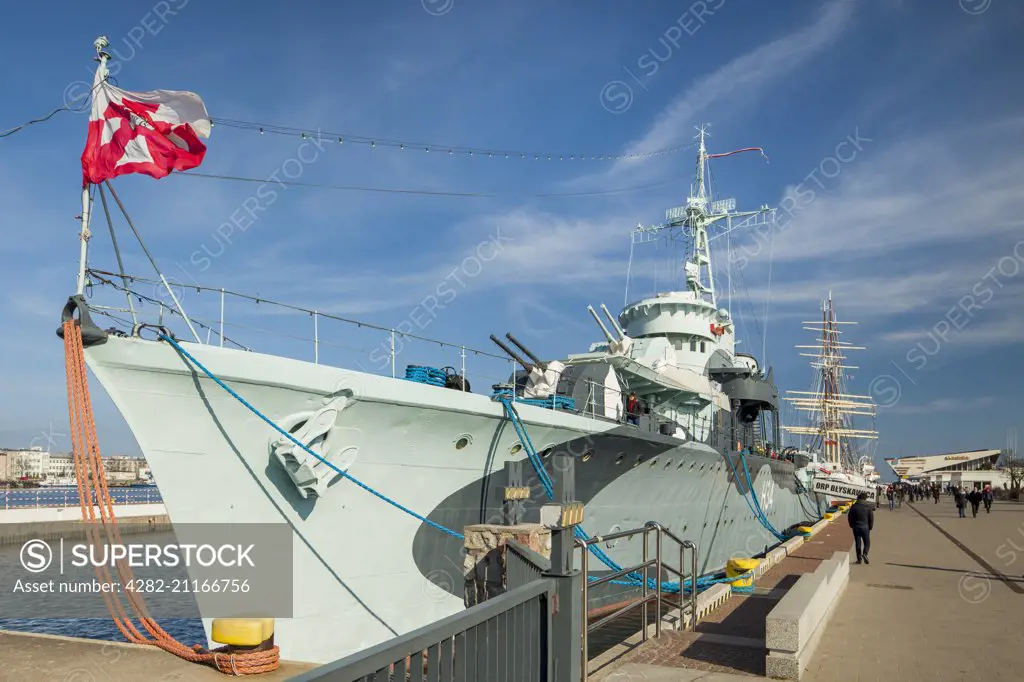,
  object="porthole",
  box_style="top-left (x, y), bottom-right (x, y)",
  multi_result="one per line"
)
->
top-left (509, 442), bottom-right (522, 456)
top-left (615, 454), bottom-right (625, 465)
top-left (635, 456), bottom-right (642, 467)
top-left (677, 461), bottom-right (685, 469)
top-left (454, 434), bottom-right (472, 450)
top-left (582, 450), bottom-right (593, 463)
top-left (689, 462), bottom-right (696, 470)
top-left (664, 460), bottom-right (672, 469)
top-left (541, 448), bottom-right (553, 458)
top-left (650, 458), bottom-right (658, 468)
